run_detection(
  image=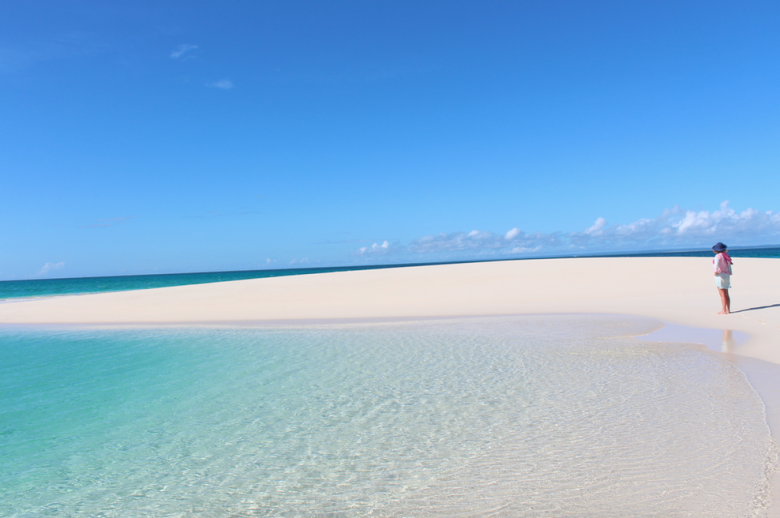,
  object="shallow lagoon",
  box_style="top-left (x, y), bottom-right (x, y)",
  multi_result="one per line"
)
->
top-left (1, 315), bottom-right (775, 517)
